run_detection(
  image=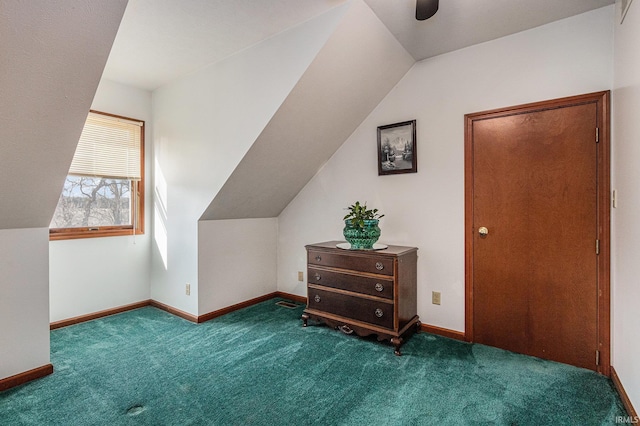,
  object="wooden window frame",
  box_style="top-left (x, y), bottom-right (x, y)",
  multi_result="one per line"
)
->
top-left (49, 110), bottom-right (145, 241)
